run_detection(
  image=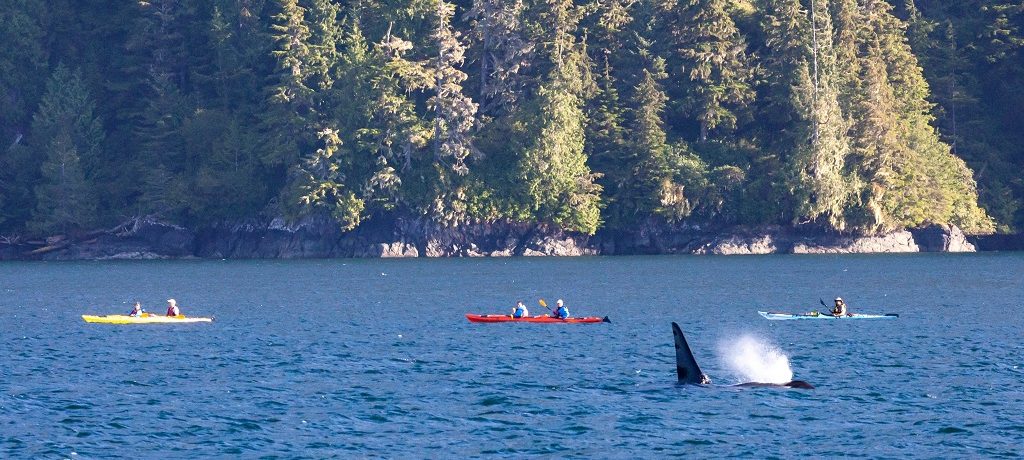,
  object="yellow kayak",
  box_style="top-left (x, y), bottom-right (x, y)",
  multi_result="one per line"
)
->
top-left (81, 314), bottom-right (213, 324)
